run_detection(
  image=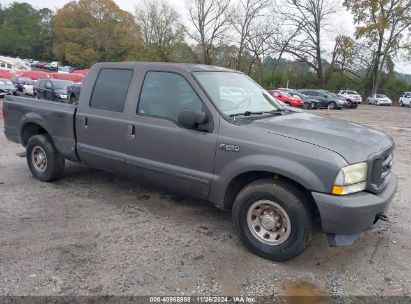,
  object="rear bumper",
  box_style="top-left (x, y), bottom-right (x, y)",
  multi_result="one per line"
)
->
top-left (312, 174), bottom-right (397, 235)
